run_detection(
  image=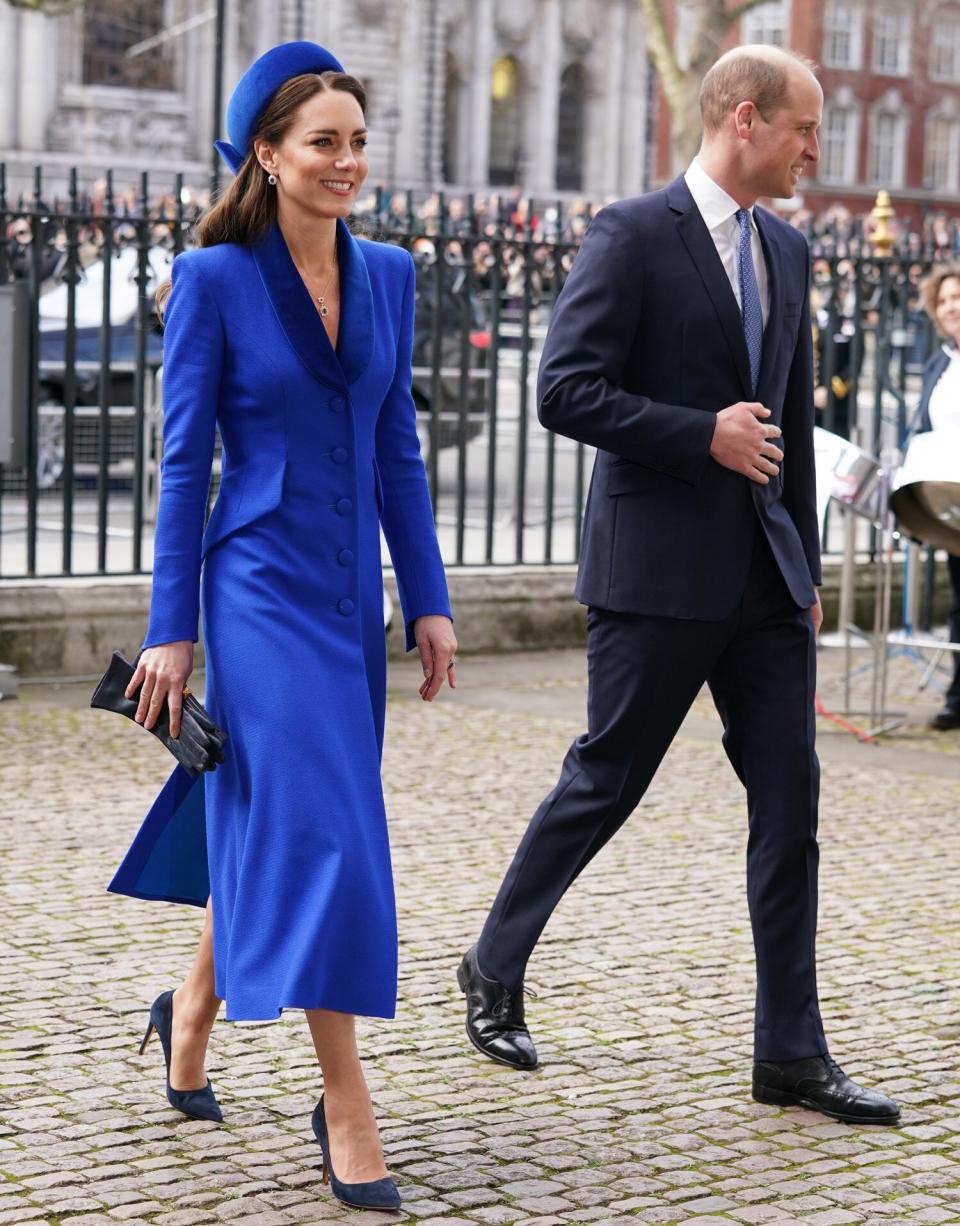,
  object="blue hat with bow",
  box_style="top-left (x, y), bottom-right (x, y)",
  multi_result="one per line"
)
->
top-left (214, 40), bottom-right (345, 174)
